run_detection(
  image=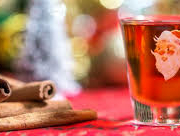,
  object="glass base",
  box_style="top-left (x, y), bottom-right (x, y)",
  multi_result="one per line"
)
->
top-left (133, 99), bottom-right (180, 126)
